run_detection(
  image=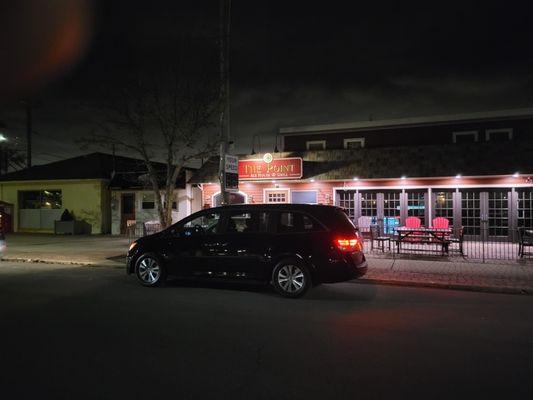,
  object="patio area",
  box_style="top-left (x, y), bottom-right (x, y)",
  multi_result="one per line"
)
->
top-left (365, 238), bottom-right (533, 263)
